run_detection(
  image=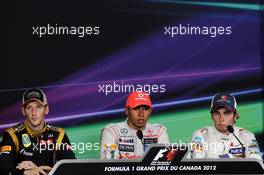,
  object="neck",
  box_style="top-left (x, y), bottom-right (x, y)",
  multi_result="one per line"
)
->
top-left (127, 120), bottom-right (145, 131)
top-left (214, 125), bottom-right (233, 136)
top-left (26, 120), bottom-right (44, 132)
